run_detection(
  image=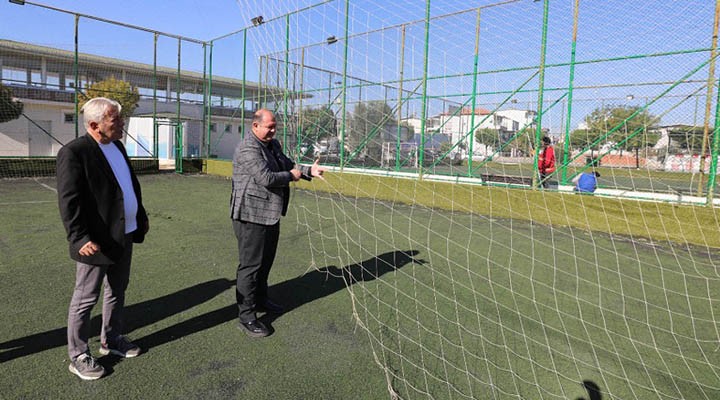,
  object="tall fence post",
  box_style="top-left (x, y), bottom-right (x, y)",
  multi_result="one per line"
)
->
top-left (395, 24), bottom-right (406, 172)
top-left (206, 41), bottom-right (213, 157)
top-left (418, 0), bottom-right (432, 179)
top-left (699, 0), bottom-right (720, 196)
top-left (241, 30), bottom-right (247, 138)
top-left (339, 0), bottom-right (350, 170)
top-left (73, 14), bottom-right (79, 139)
top-left (562, 0), bottom-right (580, 185)
top-left (468, 8), bottom-right (481, 178)
top-left (153, 33), bottom-right (159, 159)
top-left (283, 14), bottom-right (290, 148)
top-left (175, 37), bottom-right (182, 173)
top-left (532, 0), bottom-right (550, 189)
